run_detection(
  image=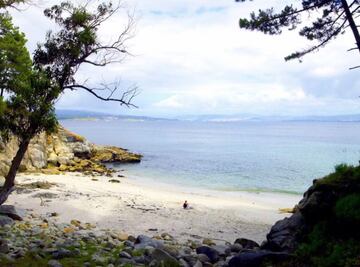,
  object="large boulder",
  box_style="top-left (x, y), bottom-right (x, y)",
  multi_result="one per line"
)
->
top-left (228, 251), bottom-right (291, 267)
top-left (196, 246), bottom-right (220, 264)
top-left (0, 205), bottom-right (25, 221)
top-left (262, 212), bottom-right (305, 252)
